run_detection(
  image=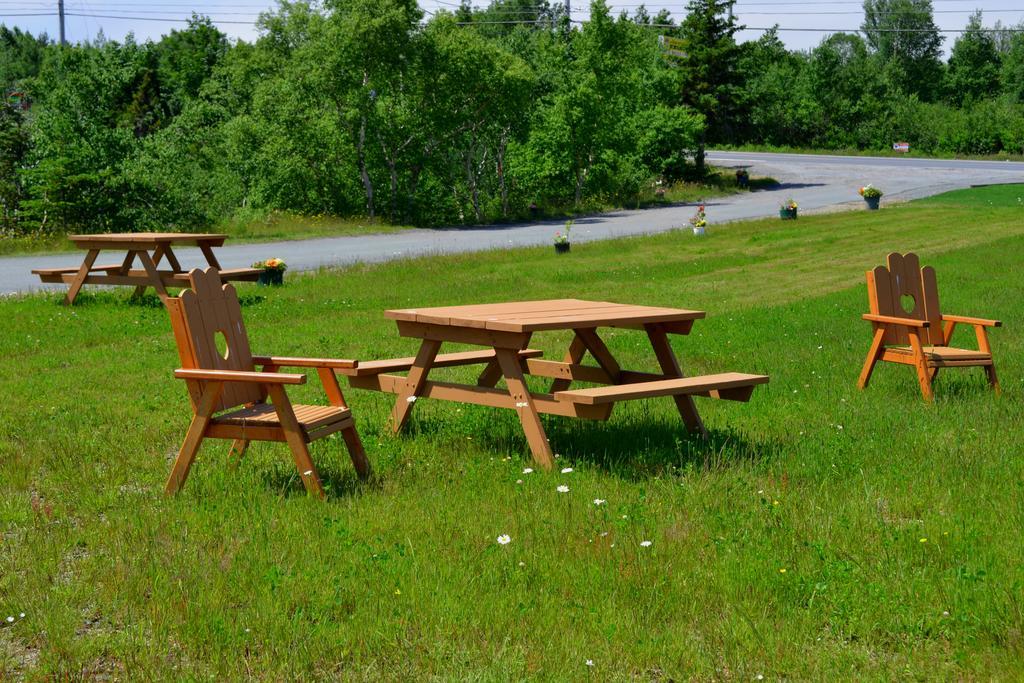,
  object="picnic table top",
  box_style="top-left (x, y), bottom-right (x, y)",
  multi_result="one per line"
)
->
top-left (385, 298), bottom-right (706, 333)
top-left (68, 232), bottom-right (228, 248)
